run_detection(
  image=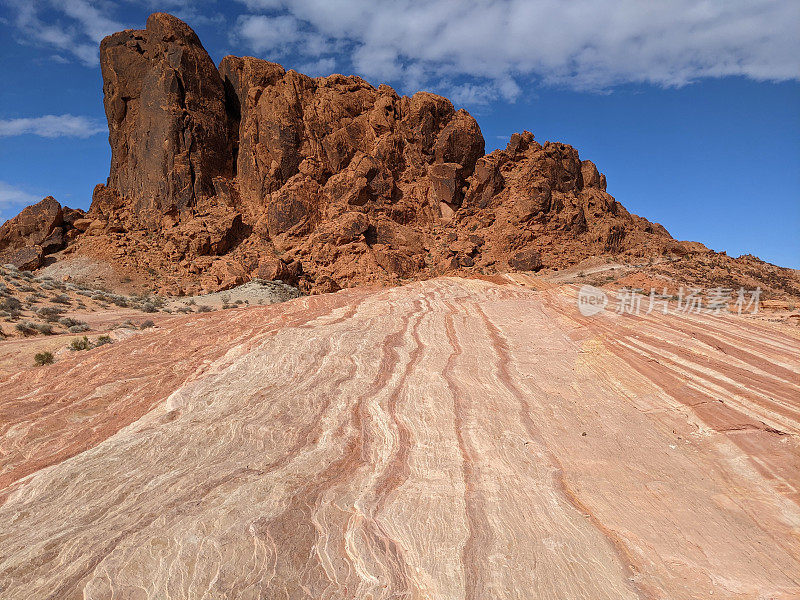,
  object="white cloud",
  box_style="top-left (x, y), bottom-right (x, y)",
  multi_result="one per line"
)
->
top-left (297, 57), bottom-right (336, 77)
top-left (59, 0), bottom-right (123, 43)
top-left (5, 0), bottom-right (123, 66)
top-left (0, 182), bottom-right (40, 220)
top-left (234, 0), bottom-right (800, 102)
top-left (0, 115), bottom-right (106, 138)
top-left (237, 14), bottom-right (302, 53)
